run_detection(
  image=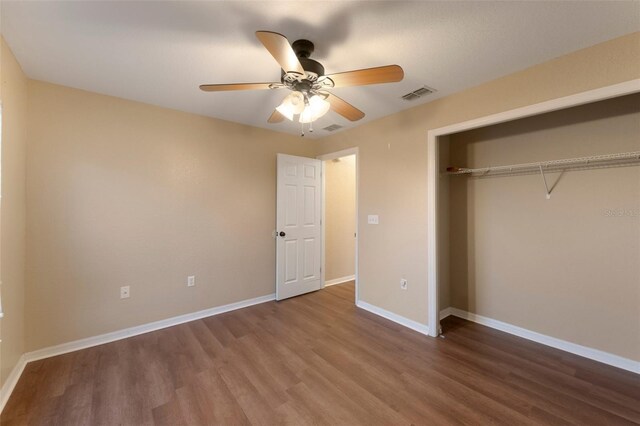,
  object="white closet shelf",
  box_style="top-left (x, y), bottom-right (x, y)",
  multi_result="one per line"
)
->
top-left (444, 151), bottom-right (640, 177)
